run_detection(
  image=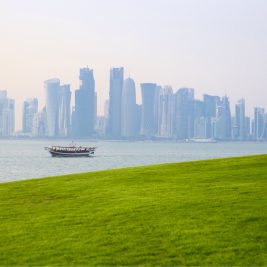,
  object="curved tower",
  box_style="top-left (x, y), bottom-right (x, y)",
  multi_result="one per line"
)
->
top-left (107, 67), bottom-right (124, 138)
top-left (73, 68), bottom-right (96, 137)
top-left (121, 78), bottom-right (137, 138)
